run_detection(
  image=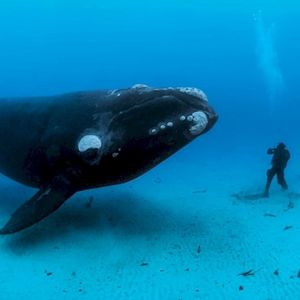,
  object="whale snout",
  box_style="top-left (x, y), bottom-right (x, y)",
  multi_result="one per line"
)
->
top-left (176, 87), bottom-right (208, 102)
top-left (127, 84), bottom-right (218, 138)
top-left (174, 86), bottom-right (218, 134)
